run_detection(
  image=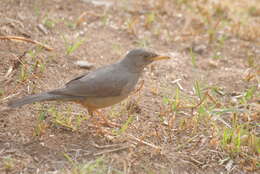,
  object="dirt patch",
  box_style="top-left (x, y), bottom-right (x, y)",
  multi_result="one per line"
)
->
top-left (0, 0), bottom-right (259, 174)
